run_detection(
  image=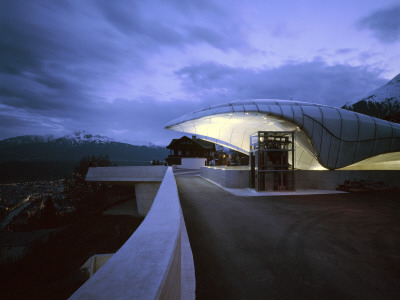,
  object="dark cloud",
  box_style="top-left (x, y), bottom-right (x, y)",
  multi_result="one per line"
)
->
top-left (0, 94), bottom-right (192, 145)
top-left (0, 1), bottom-right (394, 145)
top-left (94, 0), bottom-right (250, 52)
top-left (357, 5), bottom-right (400, 43)
top-left (0, 0), bottom-right (251, 114)
top-left (335, 48), bottom-right (354, 55)
top-left (175, 60), bottom-right (387, 107)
